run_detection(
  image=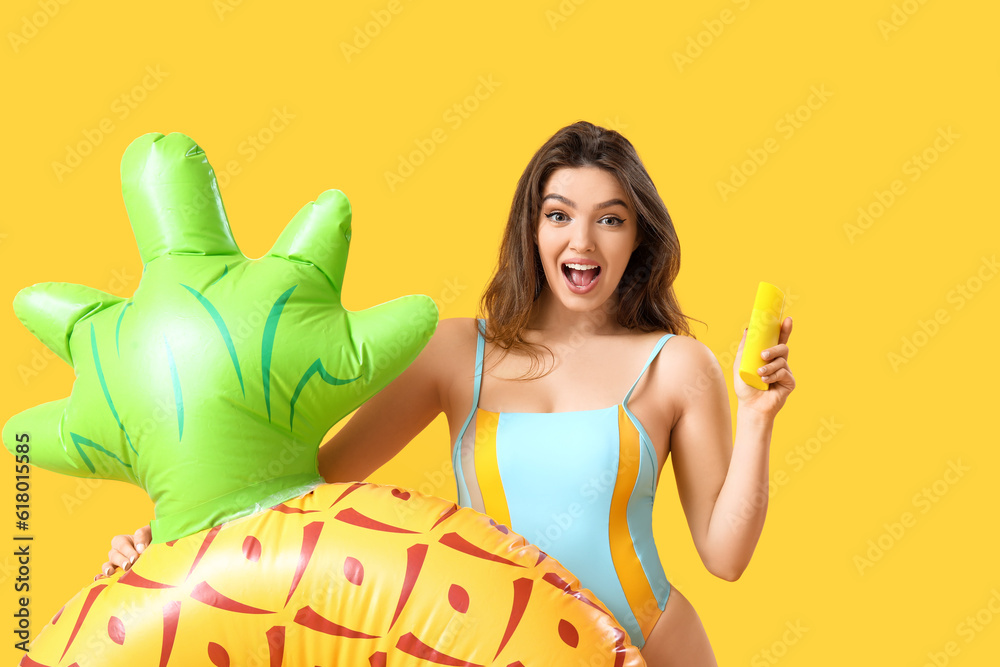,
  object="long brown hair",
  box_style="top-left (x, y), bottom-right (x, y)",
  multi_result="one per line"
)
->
top-left (478, 121), bottom-right (702, 375)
